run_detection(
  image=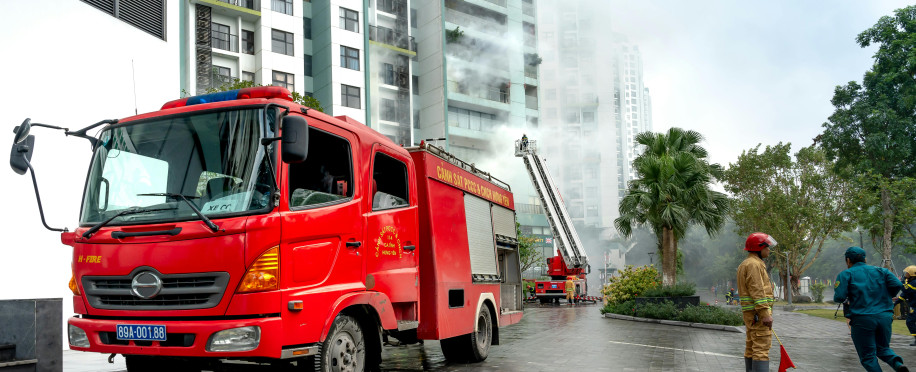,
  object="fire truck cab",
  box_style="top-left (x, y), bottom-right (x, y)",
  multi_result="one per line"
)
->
top-left (9, 87), bottom-right (523, 371)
